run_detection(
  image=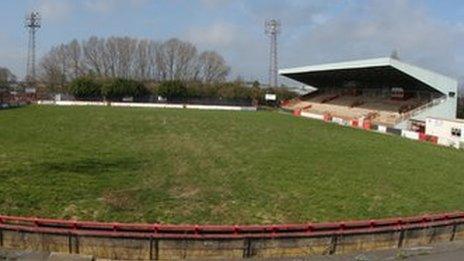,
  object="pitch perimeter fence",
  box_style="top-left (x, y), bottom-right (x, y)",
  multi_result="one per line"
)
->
top-left (37, 100), bottom-right (257, 112)
top-left (1, 212), bottom-right (464, 259)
